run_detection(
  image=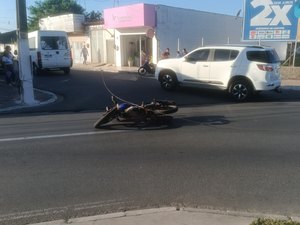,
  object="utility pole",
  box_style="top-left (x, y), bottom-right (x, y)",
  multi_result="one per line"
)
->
top-left (113, 0), bottom-right (119, 7)
top-left (16, 0), bottom-right (37, 105)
